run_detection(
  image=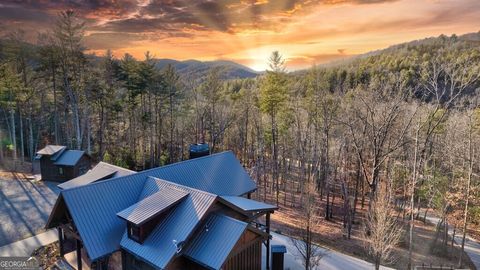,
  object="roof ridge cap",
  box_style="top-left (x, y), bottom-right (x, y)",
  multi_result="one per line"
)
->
top-left (140, 151), bottom-right (233, 174)
top-left (97, 161), bottom-right (135, 172)
top-left (147, 176), bottom-right (217, 198)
